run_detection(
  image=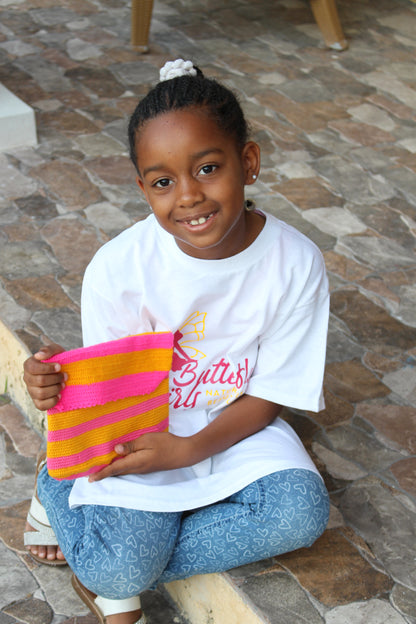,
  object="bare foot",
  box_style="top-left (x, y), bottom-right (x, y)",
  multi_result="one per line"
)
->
top-left (25, 521), bottom-right (66, 563)
top-left (106, 611), bottom-right (143, 624)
